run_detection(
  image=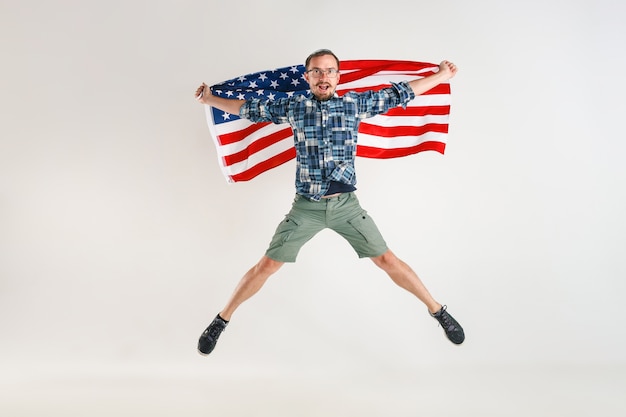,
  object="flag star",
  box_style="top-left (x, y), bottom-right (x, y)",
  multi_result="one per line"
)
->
top-left (237, 76), bottom-right (247, 82)
top-left (289, 66), bottom-right (299, 74)
top-left (222, 112), bottom-right (231, 120)
top-left (286, 91), bottom-right (295, 97)
top-left (258, 73), bottom-right (267, 81)
top-left (279, 72), bottom-right (289, 80)
top-left (214, 89), bottom-right (223, 96)
top-left (237, 93), bottom-right (246, 100)
top-left (267, 92), bottom-right (276, 100)
top-left (256, 89), bottom-right (265, 96)
top-left (225, 90), bottom-right (234, 97)
top-left (248, 81), bottom-right (258, 88)
top-left (290, 78), bottom-right (300, 87)
top-left (270, 80), bottom-right (280, 88)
